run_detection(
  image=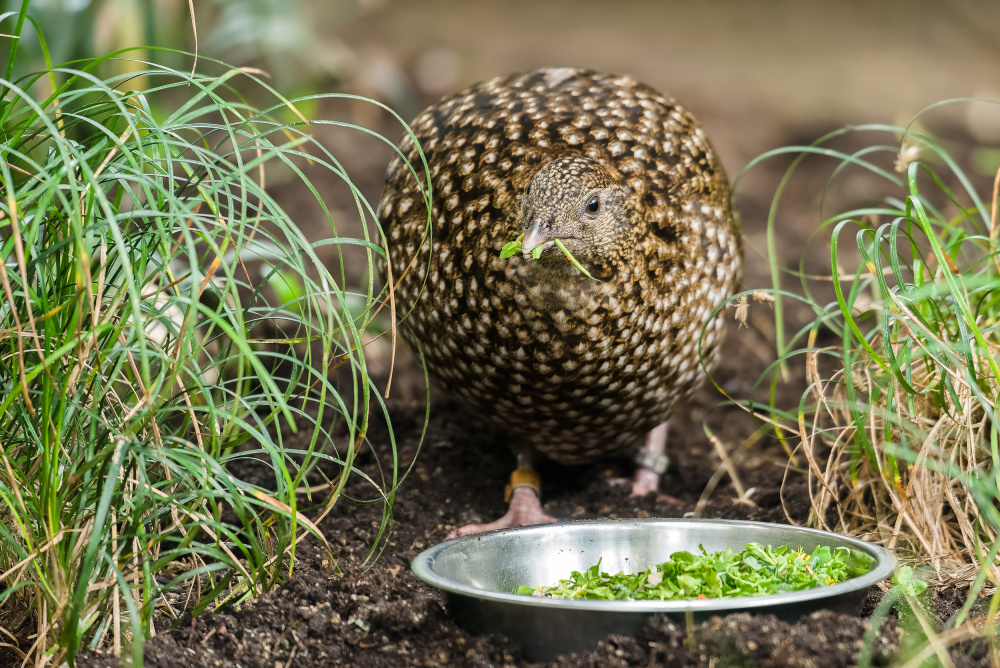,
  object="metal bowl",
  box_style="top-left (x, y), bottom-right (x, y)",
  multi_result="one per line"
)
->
top-left (411, 518), bottom-right (895, 661)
